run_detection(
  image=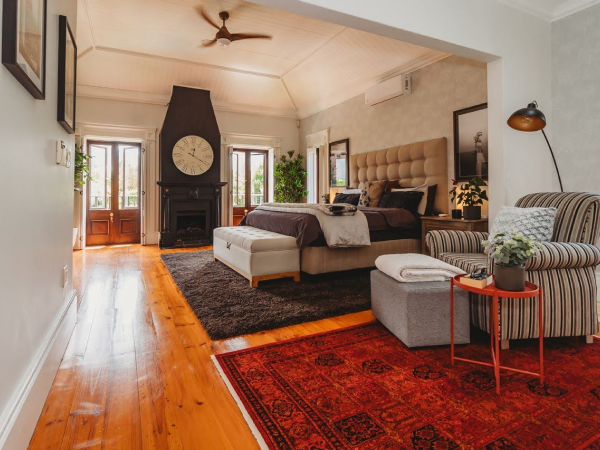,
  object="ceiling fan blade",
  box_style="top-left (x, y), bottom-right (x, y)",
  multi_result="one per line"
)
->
top-left (195, 6), bottom-right (220, 29)
top-left (230, 33), bottom-right (272, 42)
top-left (201, 38), bottom-right (217, 47)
